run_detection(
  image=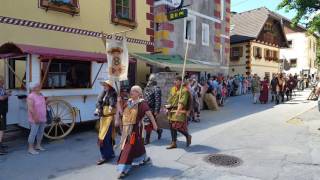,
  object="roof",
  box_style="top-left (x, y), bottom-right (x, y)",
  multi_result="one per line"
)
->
top-left (130, 53), bottom-right (217, 71)
top-left (0, 42), bottom-right (107, 62)
top-left (230, 7), bottom-right (289, 45)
